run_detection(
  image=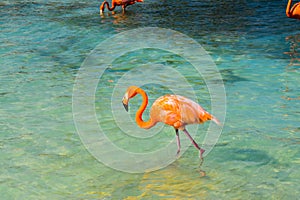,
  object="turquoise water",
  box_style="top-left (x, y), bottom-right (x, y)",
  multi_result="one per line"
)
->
top-left (1, 0), bottom-right (300, 199)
